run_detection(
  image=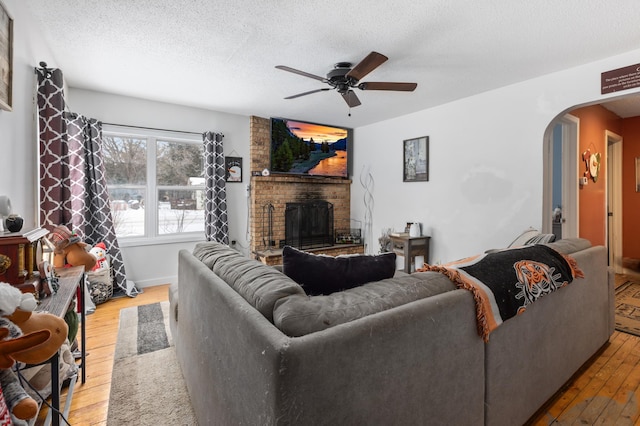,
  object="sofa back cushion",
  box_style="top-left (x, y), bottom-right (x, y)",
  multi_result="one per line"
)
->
top-left (282, 246), bottom-right (397, 295)
top-left (192, 242), bottom-right (305, 322)
top-left (273, 271), bottom-right (456, 336)
top-left (544, 238), bottom-right (591, 255)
